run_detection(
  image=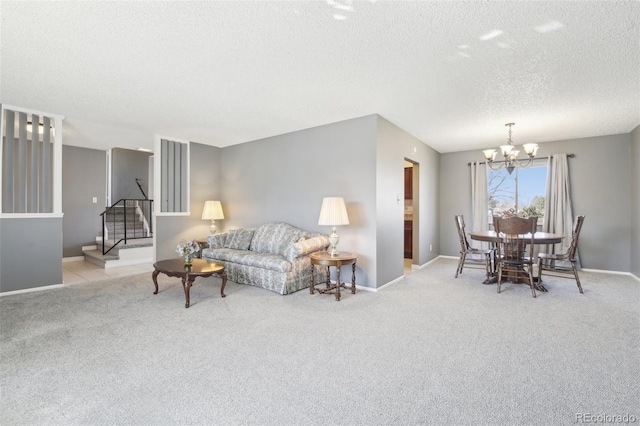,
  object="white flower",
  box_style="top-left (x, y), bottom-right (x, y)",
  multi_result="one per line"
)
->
top-left (176, 240), bottom-right (200, 258)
